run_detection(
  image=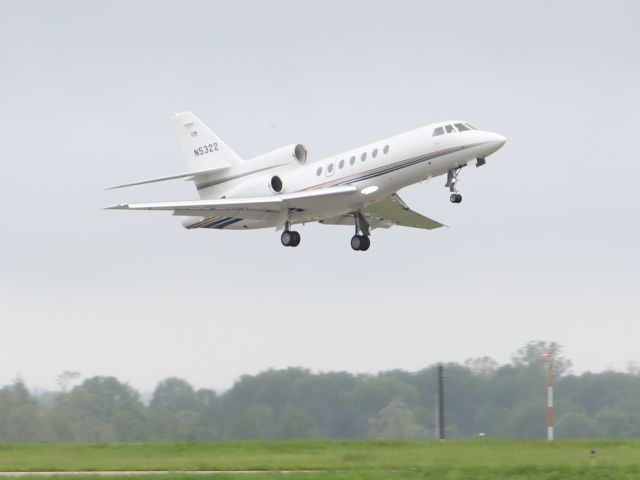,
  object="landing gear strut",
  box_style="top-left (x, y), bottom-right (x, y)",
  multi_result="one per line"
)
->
top-left (351, 212), bottom-right (371, 251)
top-left (446, 167), bottom-right (463, 204)
top-left (280, 223), bottom-right (301, 247)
